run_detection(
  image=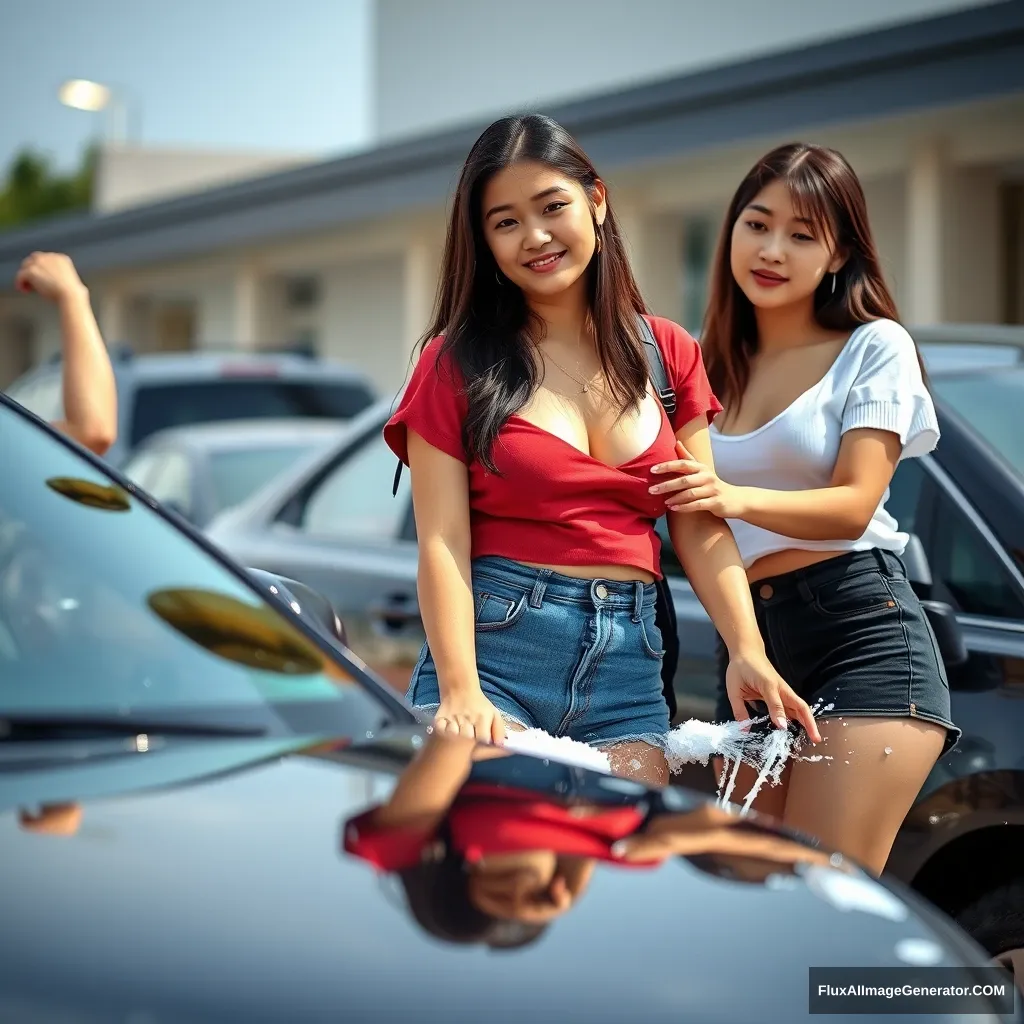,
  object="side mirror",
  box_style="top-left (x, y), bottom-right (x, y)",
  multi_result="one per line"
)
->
top-left (921, 600), bottom-right (969, 668)
top-left (247, 568), bottom-right (348, 647)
